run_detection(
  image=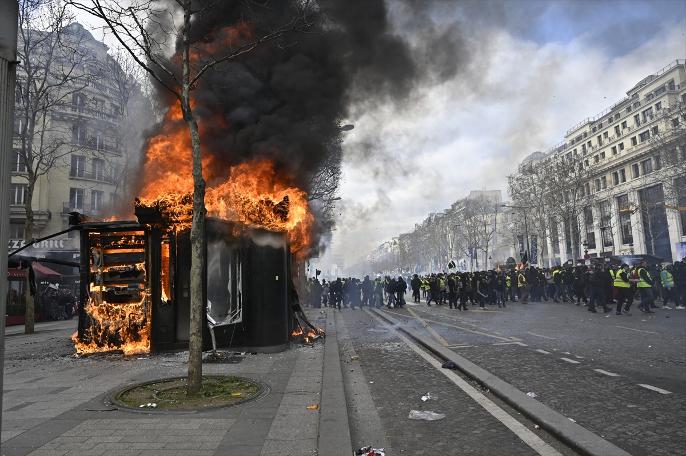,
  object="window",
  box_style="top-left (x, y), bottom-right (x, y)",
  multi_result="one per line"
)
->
top-left (611, 146), bottom-right (617, 155)
top-left (582, 144), bottom-right (587, 154)
top-left (612, 172), bottom-right (619, 186)
top-left (654, 86), bottom-right (666, 97)
top-left (92, 190), bottom-right (104, 212)
top-left (584, 206), bottom-right (596, 250)
top-left (595, 178), bottom-right (601, 192)
top-left (617, 194), bottom-right (633, 244)
top-left (600, 151), bottom-right (605, 159)
top-left (93, 158), bottom-right (104, 180)
top-left (601, 176), bottom-right (607, 190)
top-left (603, 131), bottom-right (609, 139)
top-left (594, 155), bottom-right (599, 163)
top-left (632, 163), bottom-right (640, 178)
top-left (72, 123), bottom-right (87, 144)
top-left (654, 155), bottom-right (661, 171)
top-left (12, 149), bottom-right (26, 172)
top-left (667, 79), bottom-right (676, 91)
top-left (71, 155), bottom-right (86, 177)
top-left (651, 125), bottom-right (658, 136)
top-left (584, 182), bottom-right (591, 195)
top-left (69, 188), bottom-right (84, 210)
top-left (634, 114), bottom-right (641, 126)
top-left (599, 200), bottom-right (613, 247)
top-left (642, 107), bottom-right (654, 123)
top-left (614, 125), bottom-right (620, 136)
top-left (72, 92), bottom-right (85, 112)
top-left (641, 158), bottom-right (653, 175)
top-left (619, 168), bottom-right (626, 183)
top-left (639, 130), bottom-right (650, 142)
top-left (673, 117), bottom-right (680, 128)
top-left (584, 159), bottom-right (589, 167)
top-left (618, 142), bottom-right (625, 151)
top-left (9, 222), bottom-right (25, 240)
top-left (597, 135), bottom-right (602, 146)
top-left (627, 106), bottom-right (632, 113)
top-left (655, 101), bottom-right (662, 111)
top-left (9, 184), bottom-right (27, 206)
top-left (631, 136), bottom-right (637, 146)
top-left (621, 121), bottom-right (627, 129)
